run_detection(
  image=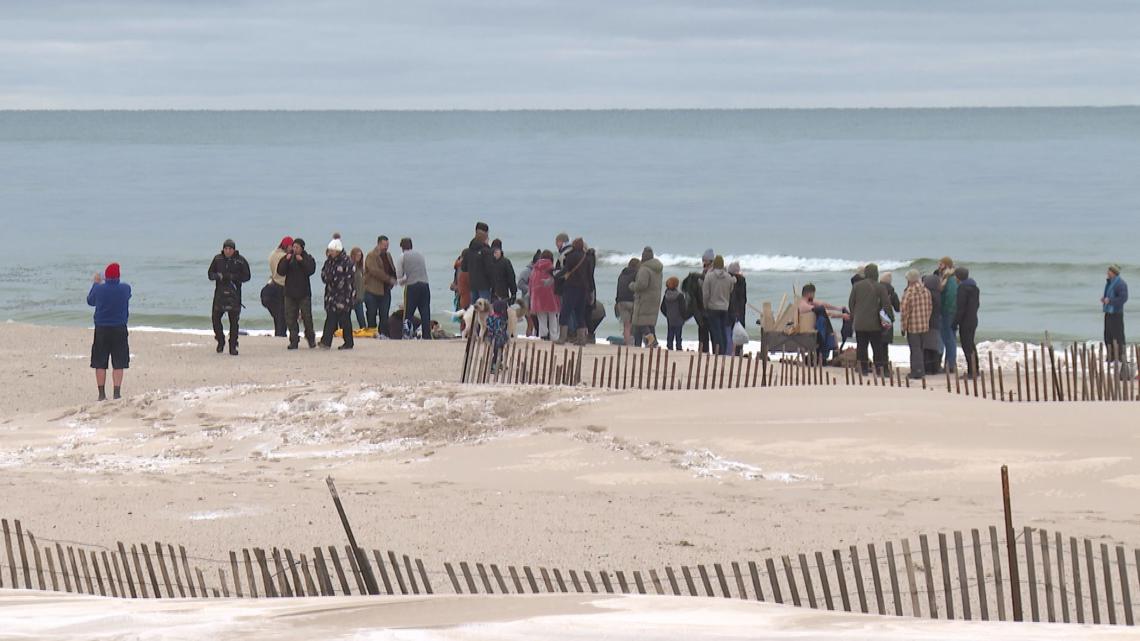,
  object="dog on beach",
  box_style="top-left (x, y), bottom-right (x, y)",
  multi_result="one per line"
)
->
top-left (460, 298), bottom-right (491, 340)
